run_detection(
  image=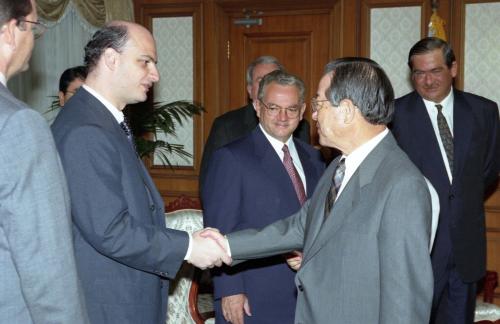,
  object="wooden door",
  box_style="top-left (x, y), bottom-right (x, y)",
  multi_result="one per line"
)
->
top-left (225, 9), bottom-right (333, 145)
